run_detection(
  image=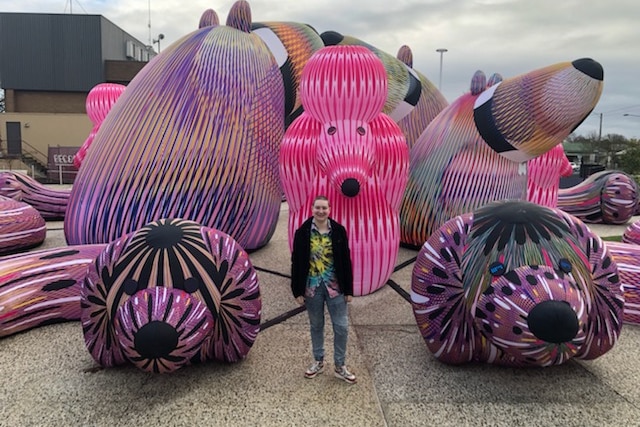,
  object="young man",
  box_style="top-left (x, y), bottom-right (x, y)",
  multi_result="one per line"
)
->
top-left (291, 195), bottom-right (356, 384)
